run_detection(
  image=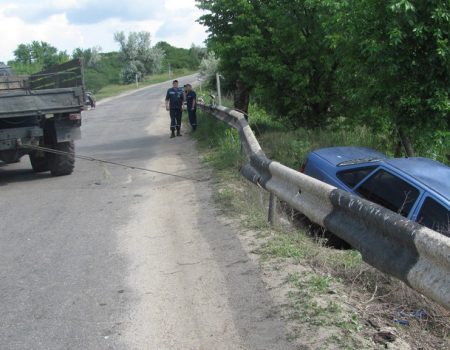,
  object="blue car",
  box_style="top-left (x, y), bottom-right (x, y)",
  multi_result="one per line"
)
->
top-left (302, 147), bottom-right (450, 237)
